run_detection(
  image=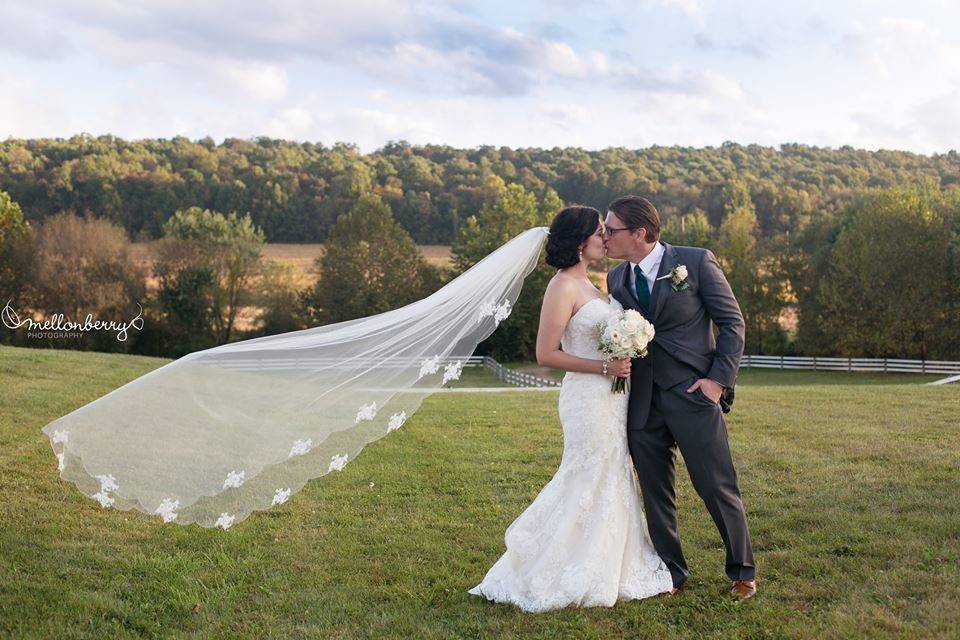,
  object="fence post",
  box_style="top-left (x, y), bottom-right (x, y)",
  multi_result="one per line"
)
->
top-left (813, 356), bottom-right (817, 371)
